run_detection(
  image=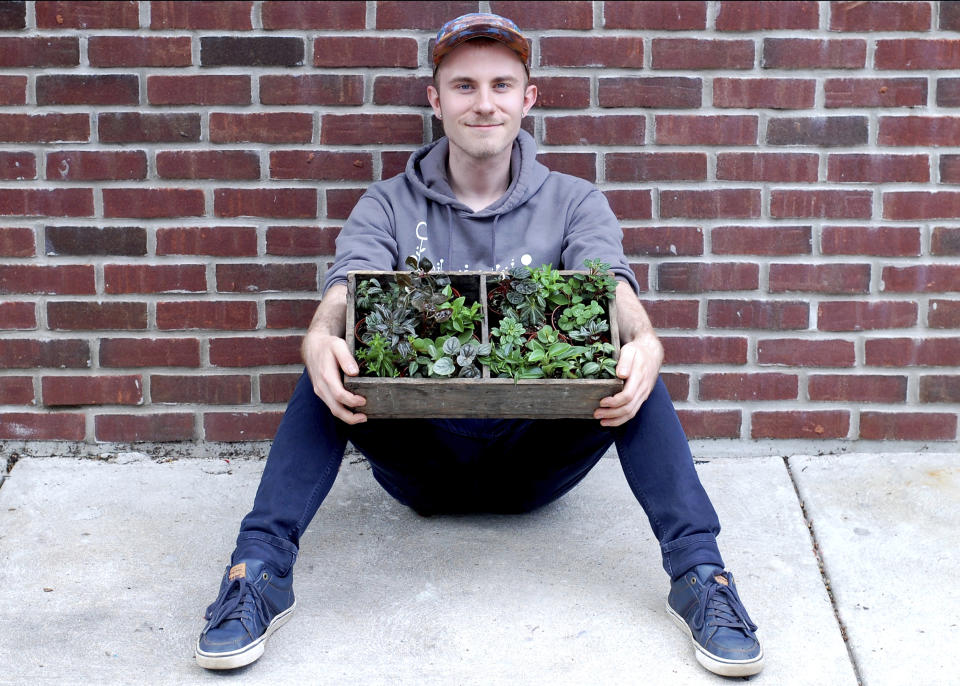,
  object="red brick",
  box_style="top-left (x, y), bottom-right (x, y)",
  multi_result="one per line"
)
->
top-left (37, 74), bottom-right (138, 106)
top-left (875, 40), bottom-right (960, 70)
top-left (0, 152), bottom-right (34, 180)
top-left (98, 112), bottom-right (200, 143)
top-left (825, 78), bottom-right (927, 108)
top-left (541, 37), bottom-right (643, 68)
top-left (938, 79), bottom-right (960, 107)
top-left (266, 226), bottom-right (340, 256)
top-left (639, 300), bottom-right (699, 329)
top-left (623, 227), bottom-right (703, 256)
top-left (0, 227), bottom-right (34, 257)
top-left (660, 190), bottom-right (761, 219)
top-left (604, 1), bottom-right (705, 29)
top-left (157, 226), bottom-right (257, 257)
top-left (716, 153), bottom-right (818, 182)
top-left (0, 37), bottom-right (79, 67)
top-left (216, 264), bottom-right (317, 293)
top-left (658, 263), bottom-right (758, 292)
top-left (676, 410), bottom-right (741, 439)
top-left (372, 75), bottom-right (436, 107)
top-left (0, 302), bottom-right (36, 330)
top-left (157, 301), bottom-right (258, 331)
top-left (883, 191), bottom-right (960, 220)
top-left (770, 263), bottom-right (870, 294)
top-left (831, 1), bottom-right (930, 31)
top-left (712, 226), bottom-right (811, 255)
top-left (261, 75), bottom-right (364, 106)
top-left (828, 154), bottom-right (929, 183)
top-left (215, 189), bottom-right (317, 219)
top-left (752, 411), bottom-right (849, 439)
top-left (0, 76), bottom-right (27, 105)
top-left (262, 0), bottom-right (364, 28)
top-left (536, 153), bottom-right (596, 182)
top-left (42, 375), bottom-right (142, 406)
top-left (104, 264), bottom-right (206, 294)
top-left (762, 38), bottom-right (866, 69)
top-left (944, 1), bottom-right (960, 30)
top-left (148, 75), bottom-right (251, 106)
top-left (260, 372), bottom-right (301, 404)
top-left (209, 336), bottom-right (302, 367)
top-left (320, 114), bottom-right (422, 145)
top-left (45, 226), bottom-right (146, 257)
top-left (381, 151), bottom-right (413, 180)
top-left (0, 412), bottom-right (85, 440)
top-left (655, 38), bottom-right (755, 71)
top-left (204, 411), bottom-right (284, 441)
top-left (943, 155), bottom-right (960, 183)
top-left (36, 1), bottom-right (138, 28)
top-left (270, 151), bottom-right (371, 181)
top-left (99, 338), bottom-right (200, 368)
top-left (809, 374), bottom-right (907, 403)
top-left (866, 338), bottom-right (960, 367)
top-left (629, 264), bottom-right (649, 292)
top-left (0, 339), bottom-right (90, 369)
top-left (714, 78), bottom-right (815, 109)
top-left (859, 412), bottom-right (956, 441)
top-left (88, 36), bottom-right (192, 67)
top-left (767, 116), bottom-right (868, 146)
top-left (103, 188), bottom-right (204, 219)
top-left (544, 116), bottom-right (645, 145)
top-left (818, 301), bottom-right (918, 331)
top-left (929, 299), bottom-right (960, 328)
top-left (47, 301), bottom-right (146, 330)
top-left (266, 299), bottom-right (320, 329)
top-left (607, 153), bottom-right (704, 182)
top-left (151, 375), bottom-right (250, 405)
top-left (0, 377), bottom-right (34, 405)
top-left (661, 372), bottom-right (691, 400)
top-left (931, 227), bottom-right (960, 255)
top-left (151, 1), bottom-right (252, 29)
top-left (878, 116), bottom-right (960, 146)
top-left (326, 189), bottom-right (367, 220)
top-left (375, 1), bottom-right (478, 29)
top-left (882, 266), bottom-right (960, 293)
top-left (490, 1), bottom-right (593, 28)
top-left (0, 189), bottom-right (93, 218)
top-left (717, 1), bottom-right (818, 30)
top-left (920, 376), bottom-right (960, 403)
top-left (770, 190), bottom-right (872, 219)
top-left (313, 37), bottom-right (419, 68)
top-left (0, 265), bottom-right (94, 294)
top-left (655, 115), bottom-right (757, 145)
top-left (210, 113), bottom-right (312, 144)
top-left (598, 77), bottom-right (700, 109)
top-left (0, 114), bottom-right (88, 142)
top-left (95, 413), bottom-right (195, 442)
top-left (758, 338), bottom-right (856, 367)
top-left (707, 300), bottom-right (809, 330)
top-left (46, 151), bottom-right (146, 181)
top-left (603, 190), bottom-right (653, 220)
top-left (205, 36), bottom-right (302, 67)
top-left (157, 150), bottom-right (260, 180)
top-left (661, 336), bottom-right (747, 364)
top-left (699, 373), bottom-right (798, 401)
top-left (821, 226), bottom-right (921, 257)
top-left (0, 1), bottom-right (25, 29)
